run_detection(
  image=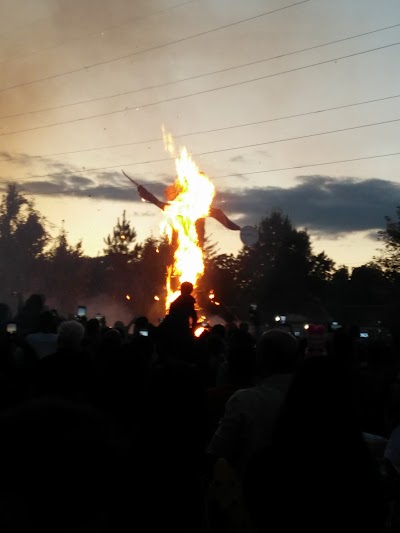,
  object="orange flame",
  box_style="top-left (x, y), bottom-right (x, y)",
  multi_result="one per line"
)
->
top-left (160, 133), bottom-right (215, 310)
top-left (194, 326), bottom-right (205, 338)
